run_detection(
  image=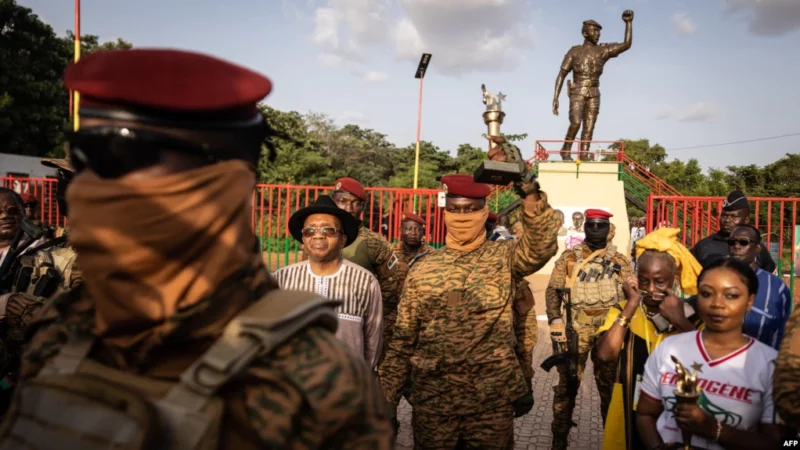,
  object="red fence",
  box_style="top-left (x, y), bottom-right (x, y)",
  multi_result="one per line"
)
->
top-left (0, 176), bottom-right (65, 228)
top-left (647, 194), bottom-right (800, 275)
top-left (2, 177), bottom-right (447, 270)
